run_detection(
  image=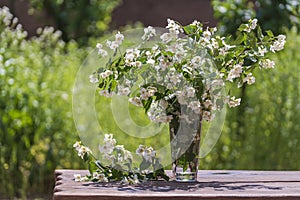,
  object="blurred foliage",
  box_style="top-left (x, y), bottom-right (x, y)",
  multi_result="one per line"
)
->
top-left (212, 0), bottom-right (300, 36)
top-left (0, 7), bottom-right (86, 199)
top-left (201, 28), bottom-right (300, 170)
top-left (1, 0), bottom-right (300, 199)
top-left (209, 0), bottom-right (300, 170)
top-left (28, 0), bottom-right (121, 45)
